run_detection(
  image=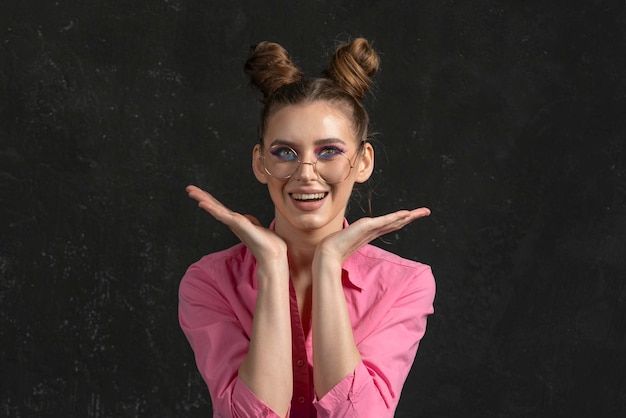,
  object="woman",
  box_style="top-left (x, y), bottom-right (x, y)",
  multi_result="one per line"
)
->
top-left (179, 38), bottom-right (435, 418)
